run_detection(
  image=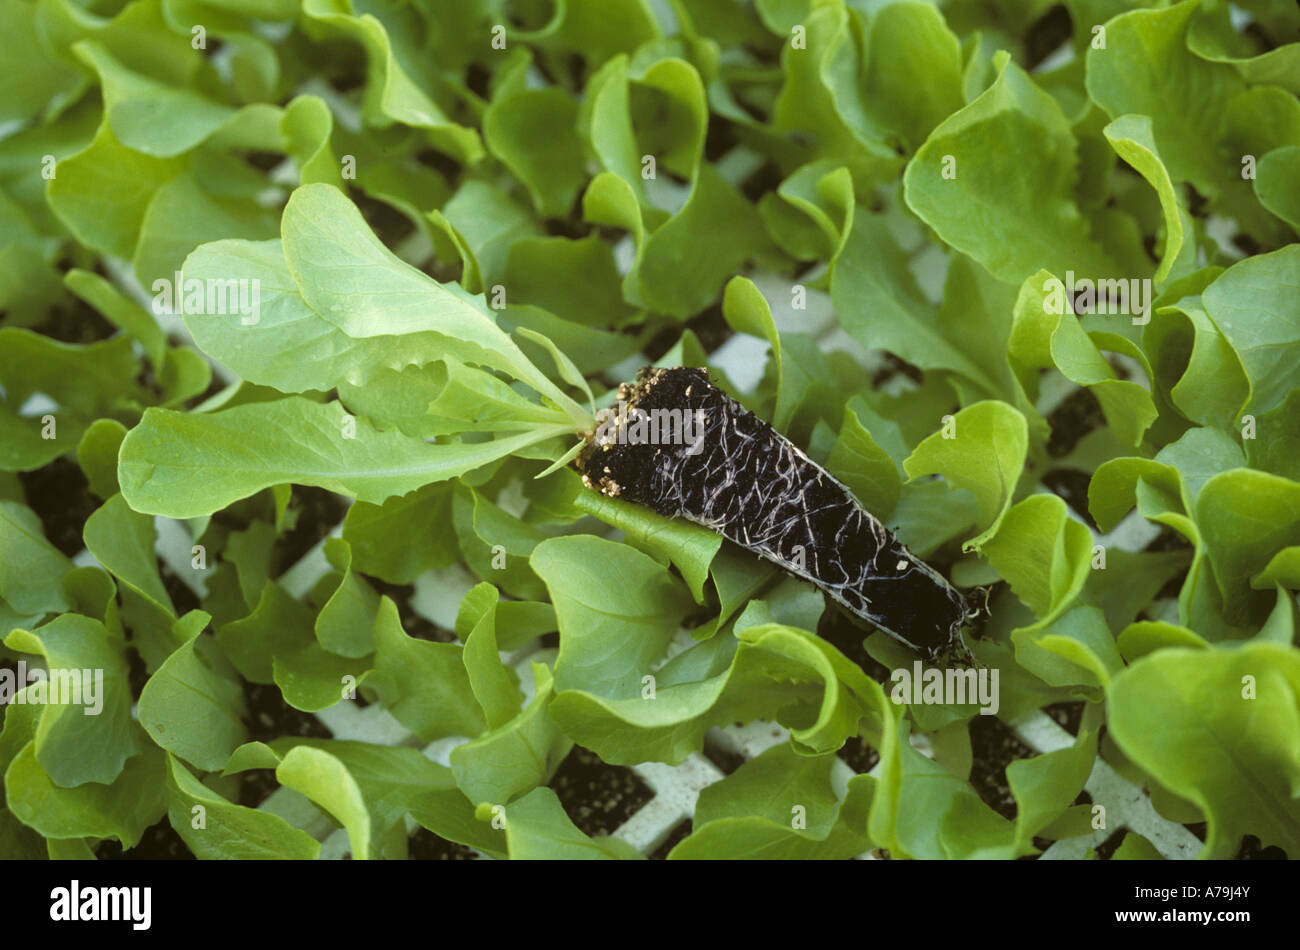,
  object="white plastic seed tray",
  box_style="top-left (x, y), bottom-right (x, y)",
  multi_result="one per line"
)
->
top-left (90, 186), bottom-right (1205, 860)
